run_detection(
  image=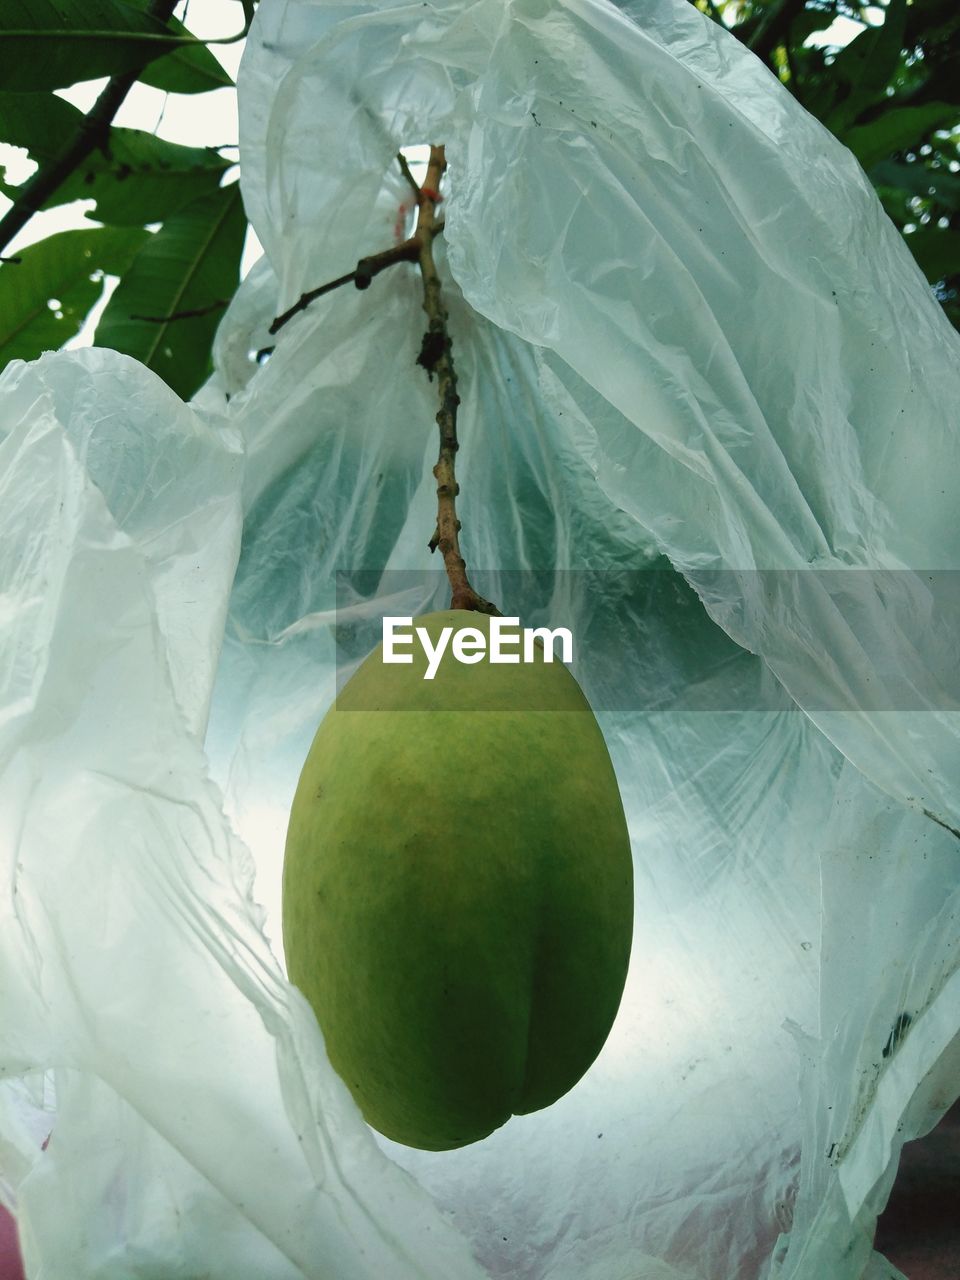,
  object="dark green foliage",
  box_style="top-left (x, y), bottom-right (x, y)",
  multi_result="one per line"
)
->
top-left (816, 0), bottom-right (909, 132)
top-left (0, 0), bottom-right (187, 91)
top-left (0, 91), bottom-right (84, 162)
top-left (0, 93), bottom-right (231, 225)
top-left (0, 2), bottom-right (244, 398)
top-left (94, 183), bottom-right (246, 398)
top-left (688, 0), bottom-right (960, 331)
top-left (844, 103), bottom-right (957, 172)
top-left (0, 226), bottom-right (147, 365)
top-left (132, 8), bottom-right (236, 93)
